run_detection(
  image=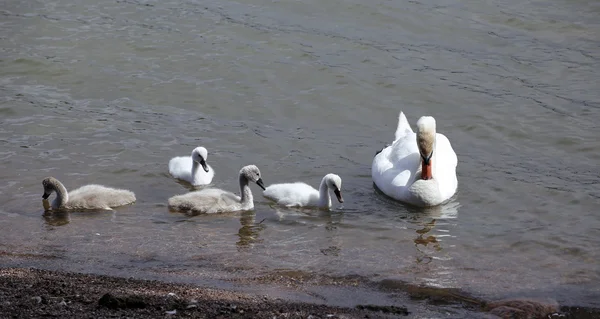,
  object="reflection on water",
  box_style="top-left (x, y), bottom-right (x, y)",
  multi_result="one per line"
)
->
top-left (42, 199), bottom-right (51, 212)
top-left (237, 211), bottom-right (266, 249)
top-left (414, 220), bottom-right (440, 264)
top-left (43, 211), bottom-right (71, 227)
top-left (322, 210), bottom-right (344, 257)
top-left (42, 199), bottom-right (72, 226)
top-left (410, 201), bottom-right (460, 264)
